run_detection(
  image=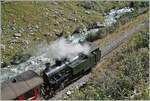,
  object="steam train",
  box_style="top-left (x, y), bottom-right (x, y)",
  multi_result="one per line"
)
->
top-left (1, 42), bottom-right (101, 100)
